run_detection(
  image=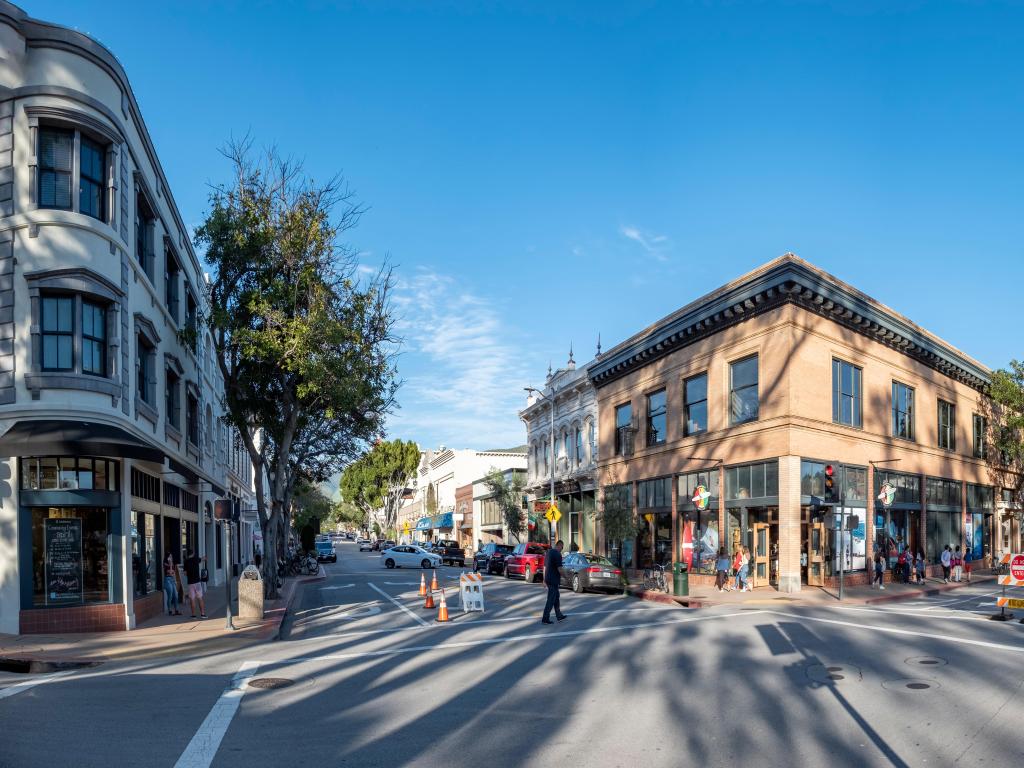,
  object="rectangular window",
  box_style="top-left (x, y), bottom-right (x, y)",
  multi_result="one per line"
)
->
top-left (938, 400), bottom-right (956, 451)
top-left (165, 368), bottom-right (181, 429)
top-left (684, 373), bottom-right (708, 436)
top-left (30, 507), bottom-right (111, 606)
top-left (726, 460), bottom-right (779, 500)
top-left (135, 193), bottom-right (155, 279)
top-left (832, 359), bottom-right (862, 427)
top-left (186, 392), bottom-right (199, 446)
top-left (637, 477), bottom-right (671, 508)
top-left (891, 381), bottom-right (915, 440)
top-left (165, 248), bottom-right (181, 323)
top-left (81, 301), bottom-right (106, 376)
top-left (41, 296), bottom-right (74, 371)
top-left (185, 290), bottom-right (198, 351)
top-left (646, 389), bottom-right (666, 446)
top-left (575, 427), bottom-right (582, 467)
top-left (973, 414), bottom-right (987, 459)
top-left (614, 403), bottom-right (632, 455)
top-left (79, 136), bottom-right (105, 220)
top-left (730, 355), bottom-right (759, 425)
top-left (136, 336), bottom-right (155, 406)
top-left (39, 128), bottom-right (73, 210)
